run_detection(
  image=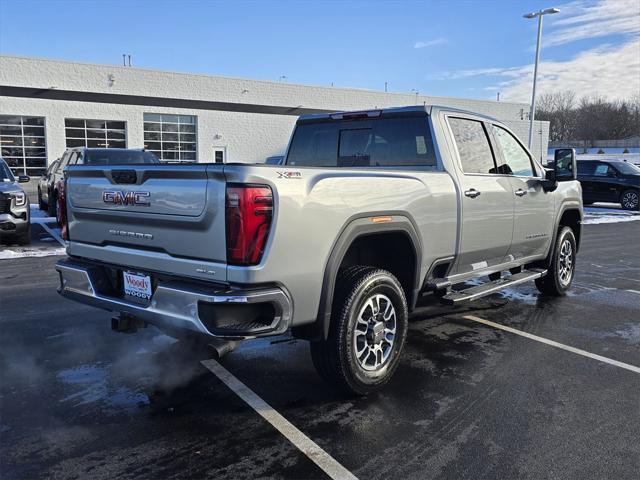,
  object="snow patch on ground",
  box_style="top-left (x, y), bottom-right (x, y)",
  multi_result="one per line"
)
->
top-left (583, 206), bottom-right (640, 225)
top-left (0, 246), bottom-right (67, 259)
